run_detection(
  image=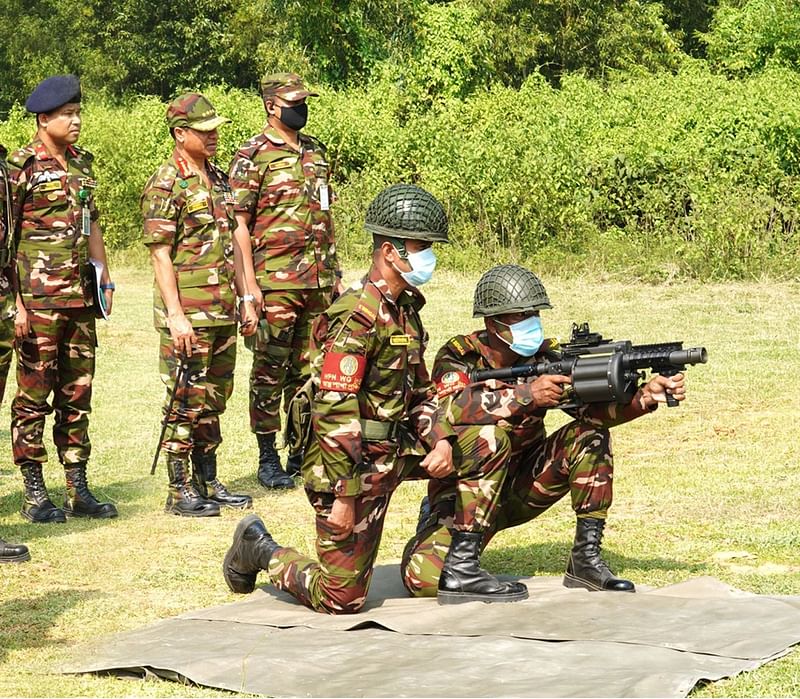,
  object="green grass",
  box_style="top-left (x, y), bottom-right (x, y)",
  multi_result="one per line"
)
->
top-left (0, 266), bottom-right (799, 697)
